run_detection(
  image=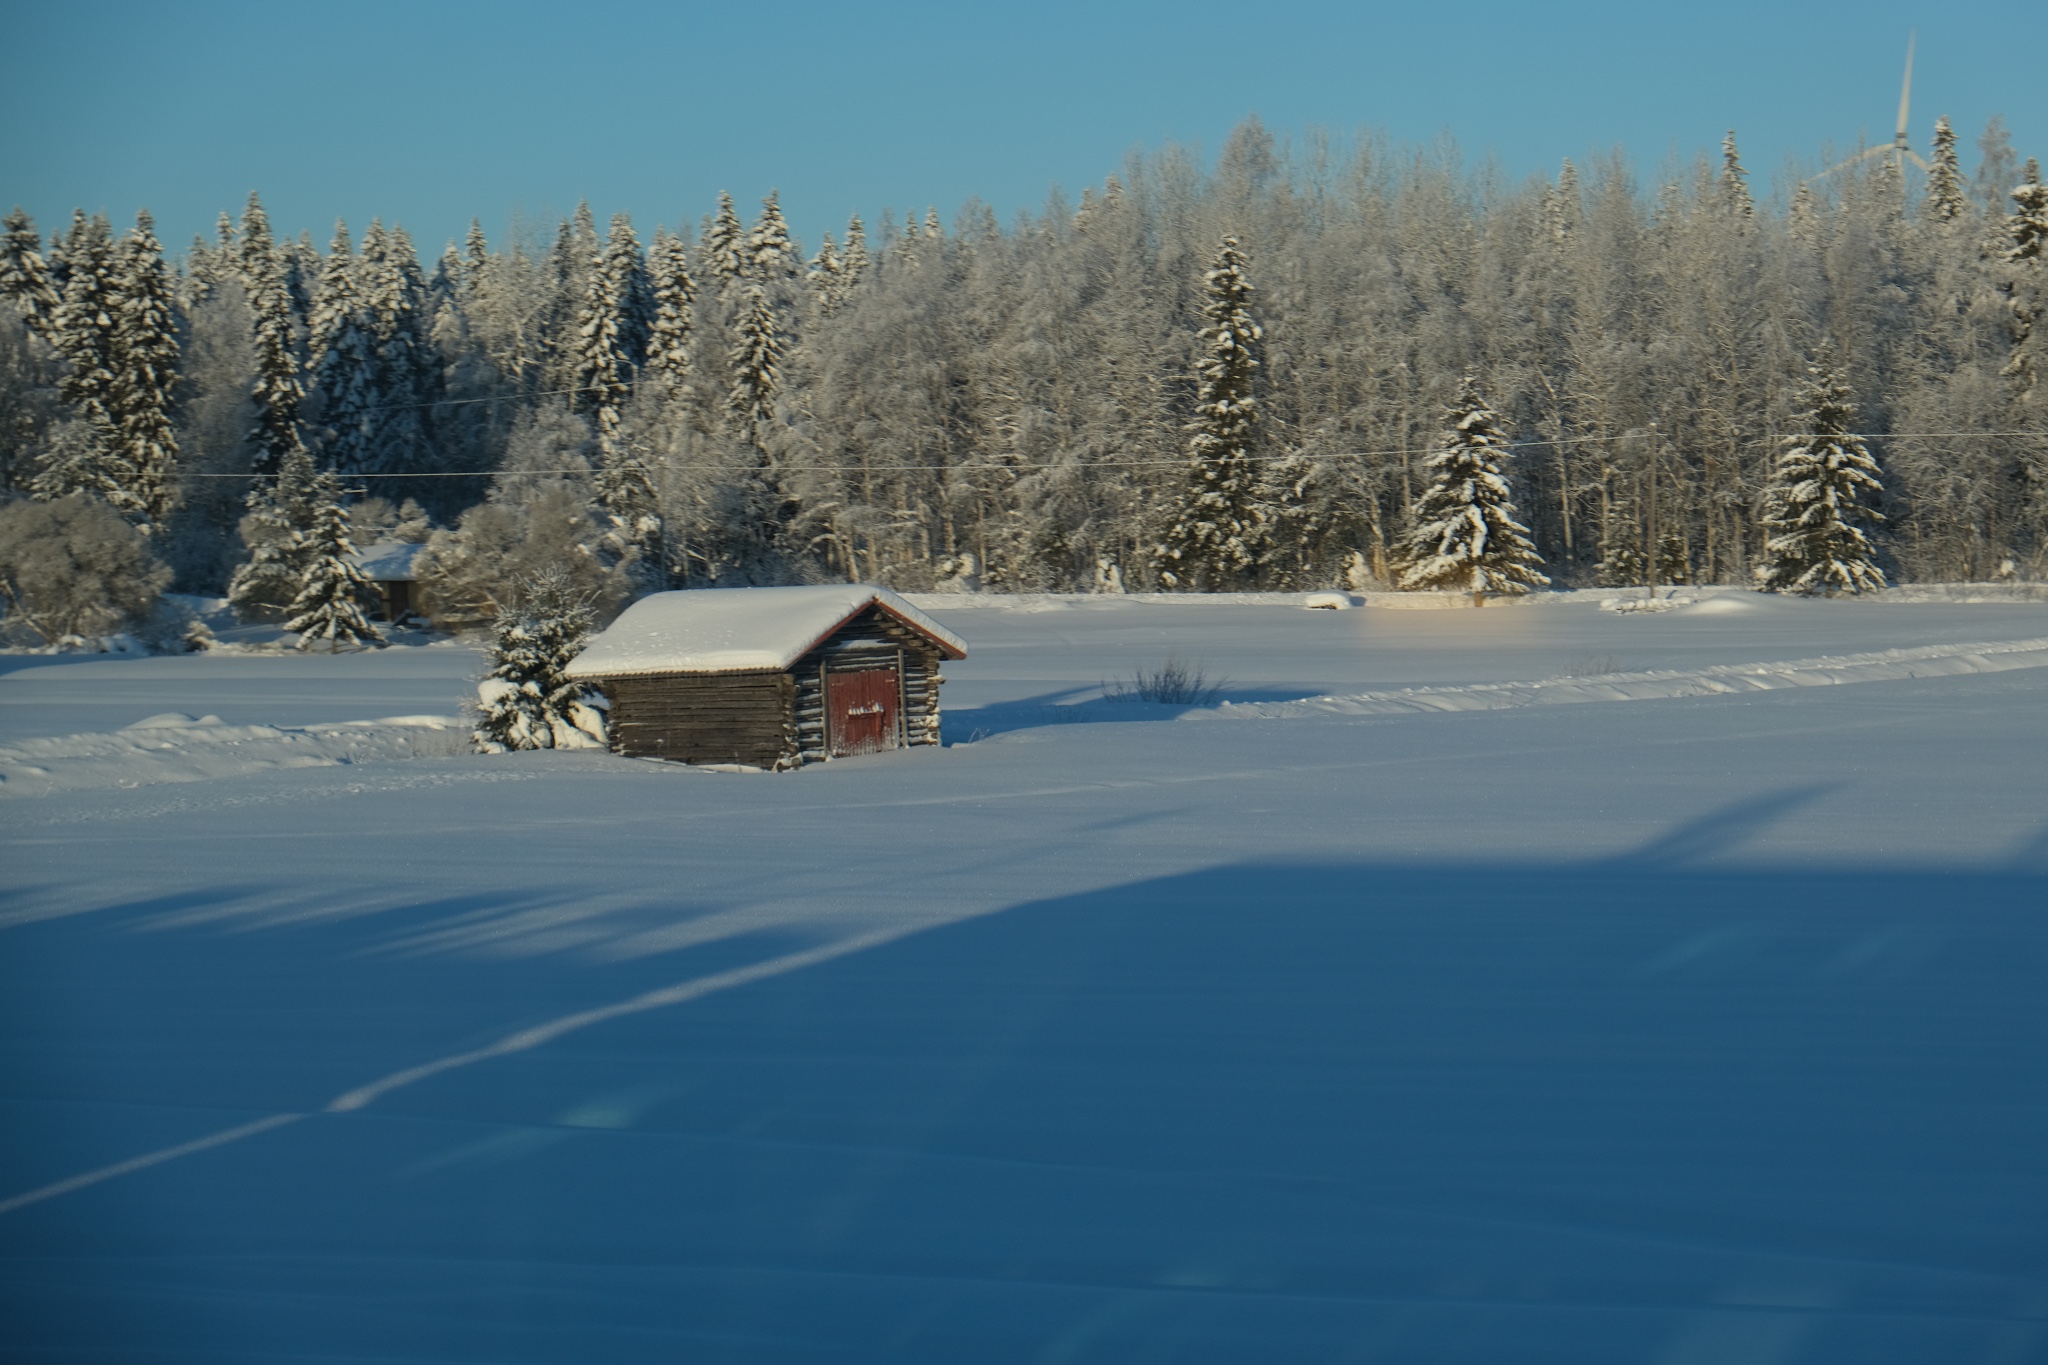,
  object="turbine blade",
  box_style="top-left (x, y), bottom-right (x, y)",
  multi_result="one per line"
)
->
top-left (1818, 145), bottom-right (1894, 178)
top-left (1907, 150), bottom-right (1932, 172)
top-left (1895, 32), bottom-right (1916, 141)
